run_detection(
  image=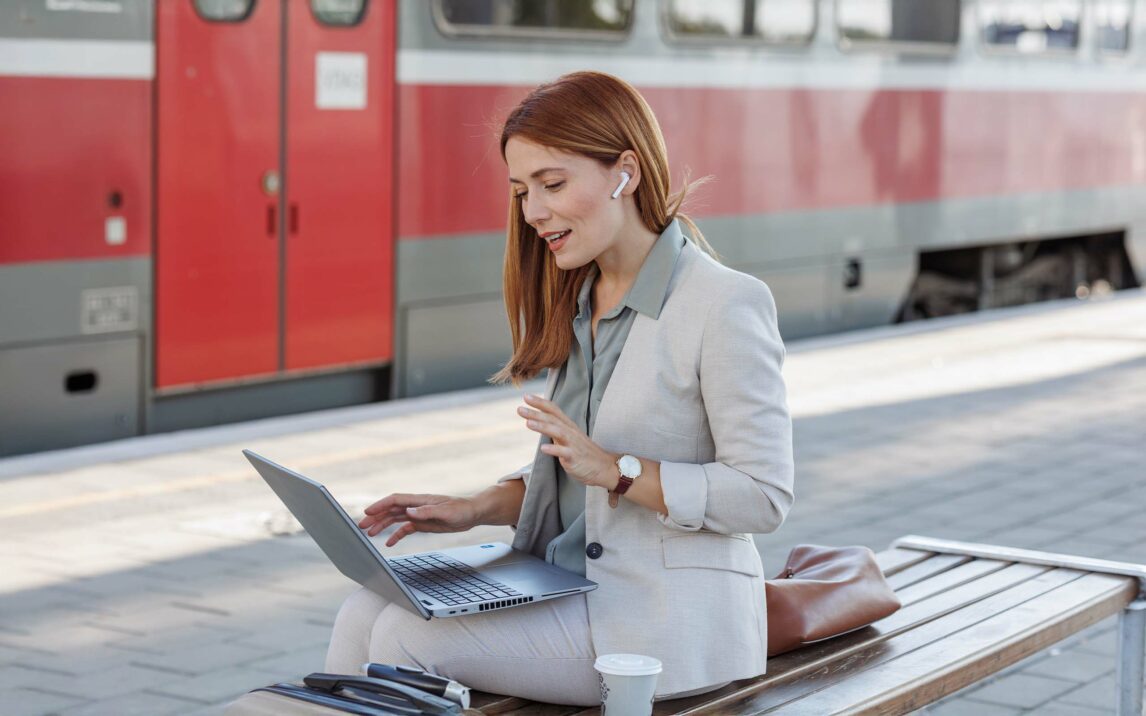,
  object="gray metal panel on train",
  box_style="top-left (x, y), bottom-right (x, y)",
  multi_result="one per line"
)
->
top-left (396, 234), bottom-right (506, 306)
top-left (150, 368), bottom-right (388, 435)
top-left (746, 262), bottom-right (832, 340)
top-left (0, 0), bottom-right (152, 41)
top-left (0, 258), bottom-right (150, 348)
top-left (0, 336), bottom-right (140, 457)
top-left (834, 254), bottom-right (917, 329)
top-left (399, 296), bottom-right (510, 398)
